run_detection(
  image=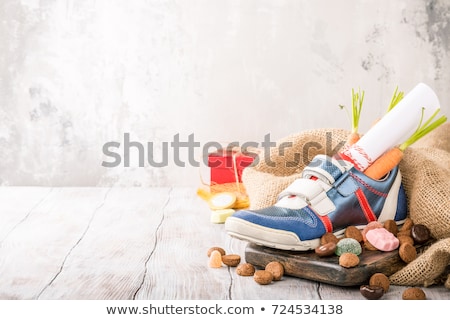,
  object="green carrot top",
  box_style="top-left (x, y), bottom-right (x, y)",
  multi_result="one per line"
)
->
top-left (399, 107), bottom-right (447, 151)
top-left (339, 87), bottom-right (364, 134)
top-left (387, 86), bottom-right (404, 112)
